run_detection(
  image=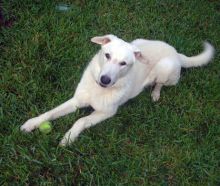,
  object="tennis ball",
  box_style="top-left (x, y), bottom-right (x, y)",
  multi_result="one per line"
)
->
top-left (39, 121), bottom-right (52, 134)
